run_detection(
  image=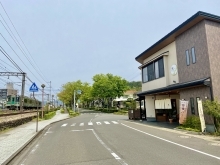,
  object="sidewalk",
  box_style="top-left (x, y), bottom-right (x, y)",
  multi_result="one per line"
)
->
top-left (0, 110), bottom-right (70, 165)
top-left (126, 119), bottom-right (220, 143)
